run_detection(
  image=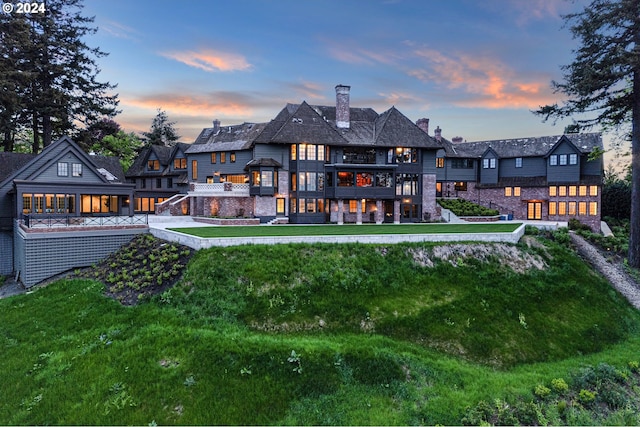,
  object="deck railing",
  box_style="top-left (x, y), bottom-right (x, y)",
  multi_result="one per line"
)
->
top-left (22, 214), bottom-right (148, 228)
top-left (190, 182), bottom-right (250, 196)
